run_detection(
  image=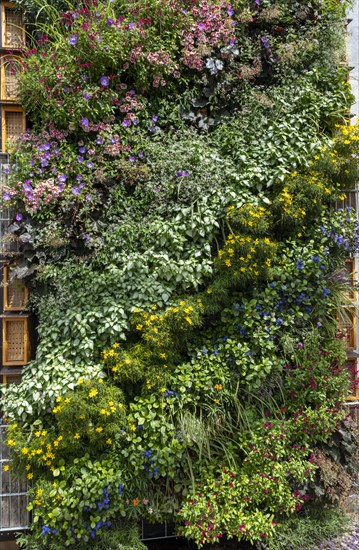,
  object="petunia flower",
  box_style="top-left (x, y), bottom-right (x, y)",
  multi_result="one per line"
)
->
top-left (69, 35), bottom-right (77, 45)
top-left (100, 76), bottom-right (109, 87)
